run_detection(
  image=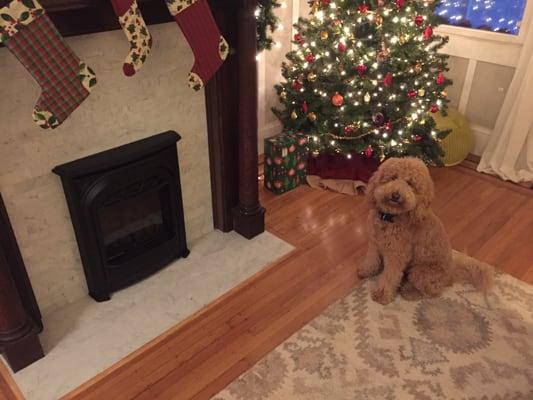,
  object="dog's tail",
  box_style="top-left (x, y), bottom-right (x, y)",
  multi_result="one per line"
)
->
top-left (451, 251), bottom-right (494, 300)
